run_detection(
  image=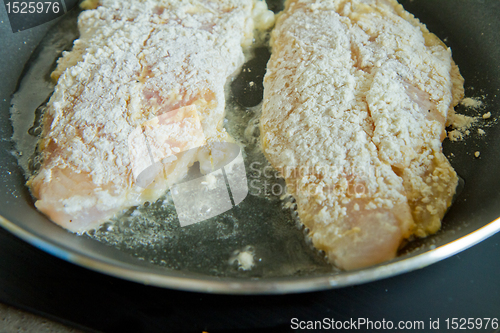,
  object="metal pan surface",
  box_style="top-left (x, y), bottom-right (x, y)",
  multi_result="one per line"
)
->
top-left (0, 0), bottom-right (499, 294)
